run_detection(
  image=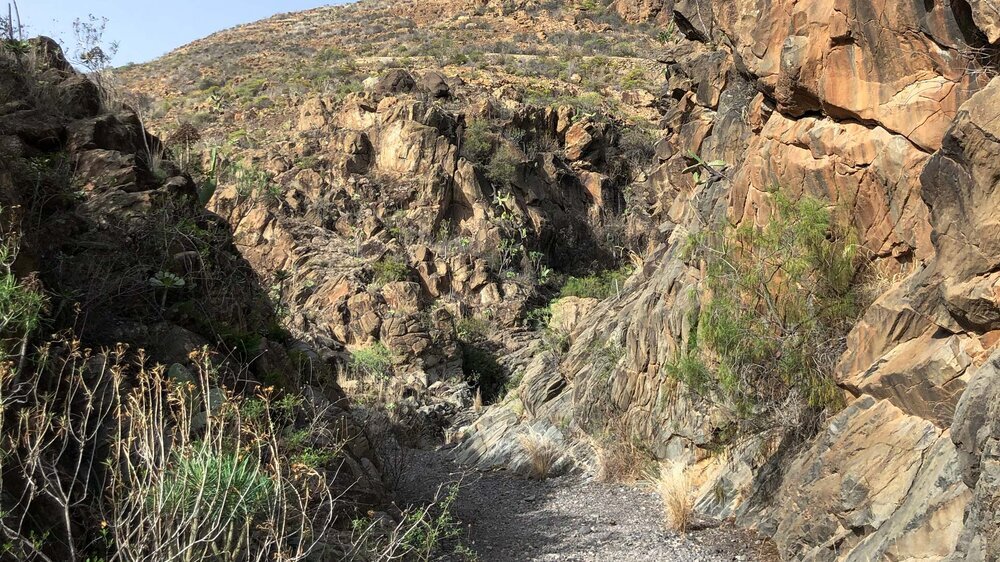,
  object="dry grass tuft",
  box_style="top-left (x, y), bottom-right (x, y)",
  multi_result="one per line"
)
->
top-left (472, 387), bottom-right (484, 413)
top-left (650, 462), bottom-right (695, 533)
top-left (593, 418), bottom-right (648, 483)
top-left (517, 431), bottom-right (563, 480)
